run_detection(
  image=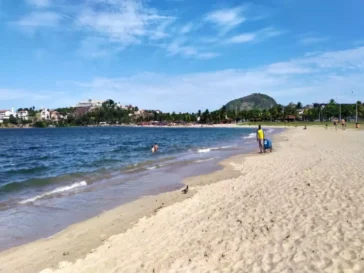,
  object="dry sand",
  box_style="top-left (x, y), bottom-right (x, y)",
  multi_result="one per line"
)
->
top-left (2, 127), bottom-right (364, 273)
